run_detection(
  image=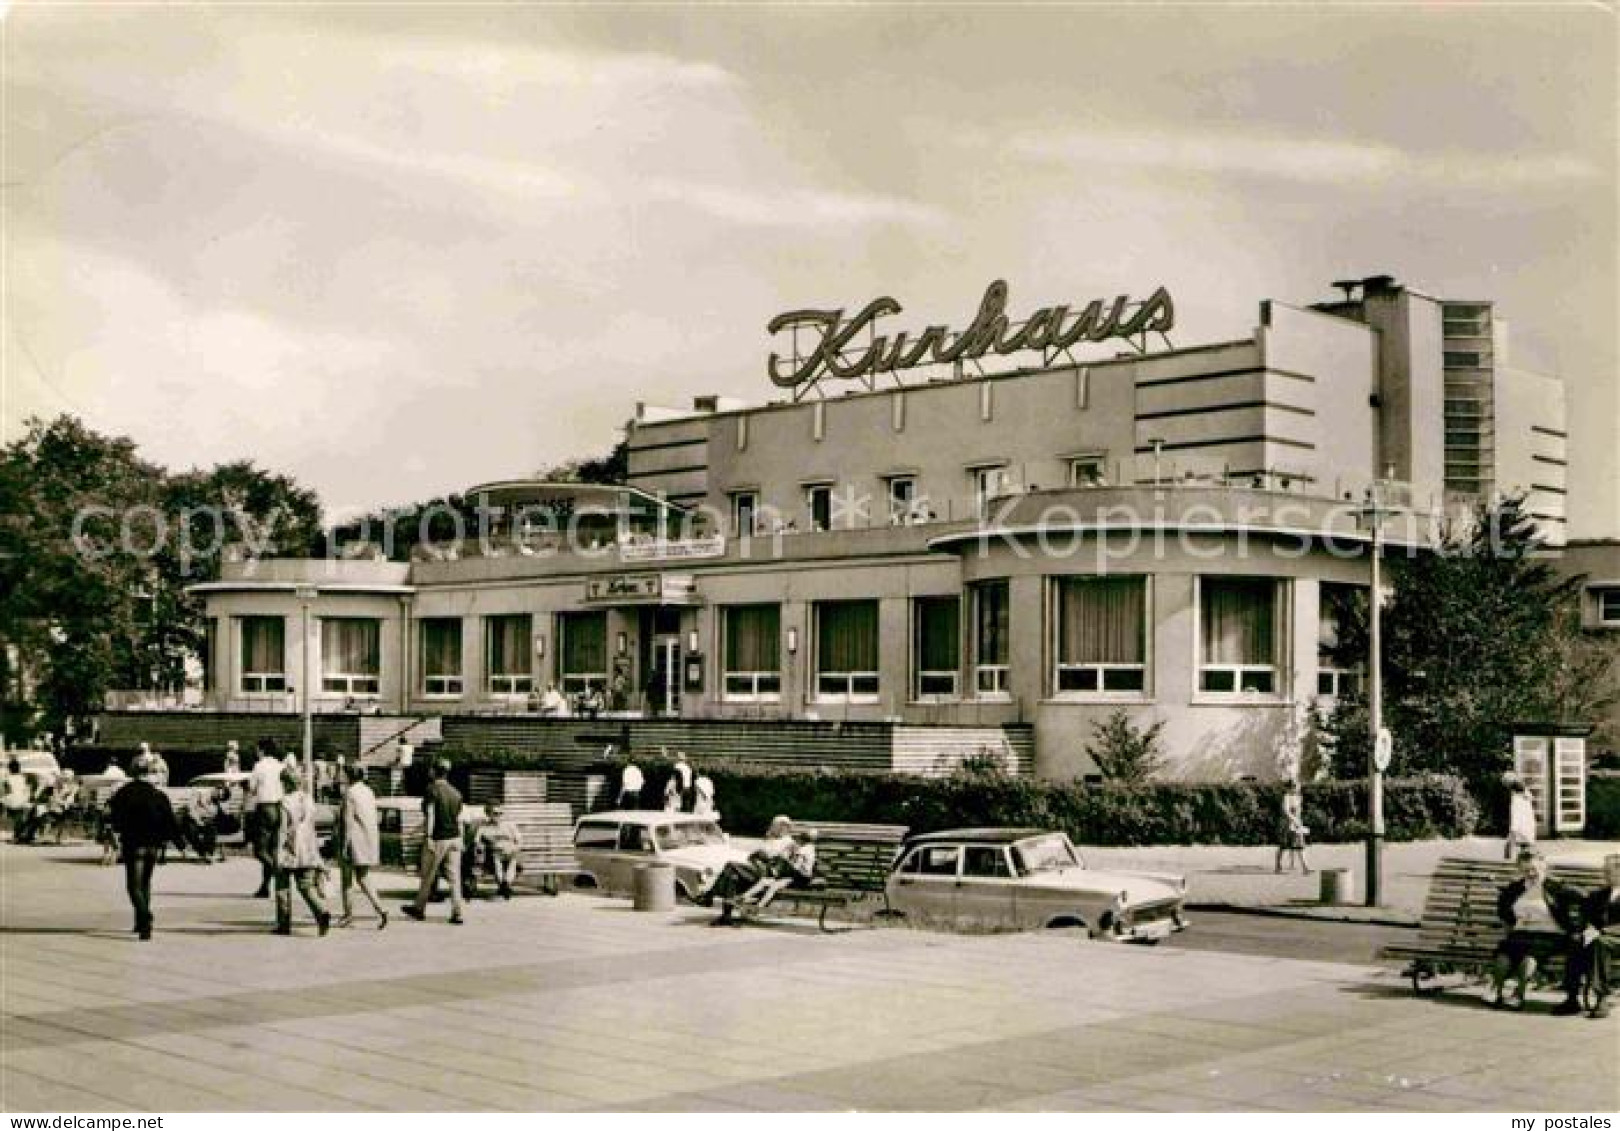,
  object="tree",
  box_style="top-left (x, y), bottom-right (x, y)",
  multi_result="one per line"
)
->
top-left (1083, 709), bottom-right (1168, 784)
top-left (1321, 495), bottom-right (1619, 794)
